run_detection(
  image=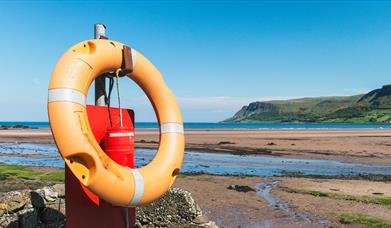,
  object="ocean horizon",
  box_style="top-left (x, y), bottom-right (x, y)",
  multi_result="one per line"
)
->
top-left (1, 121), bottom-right (391, 129)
